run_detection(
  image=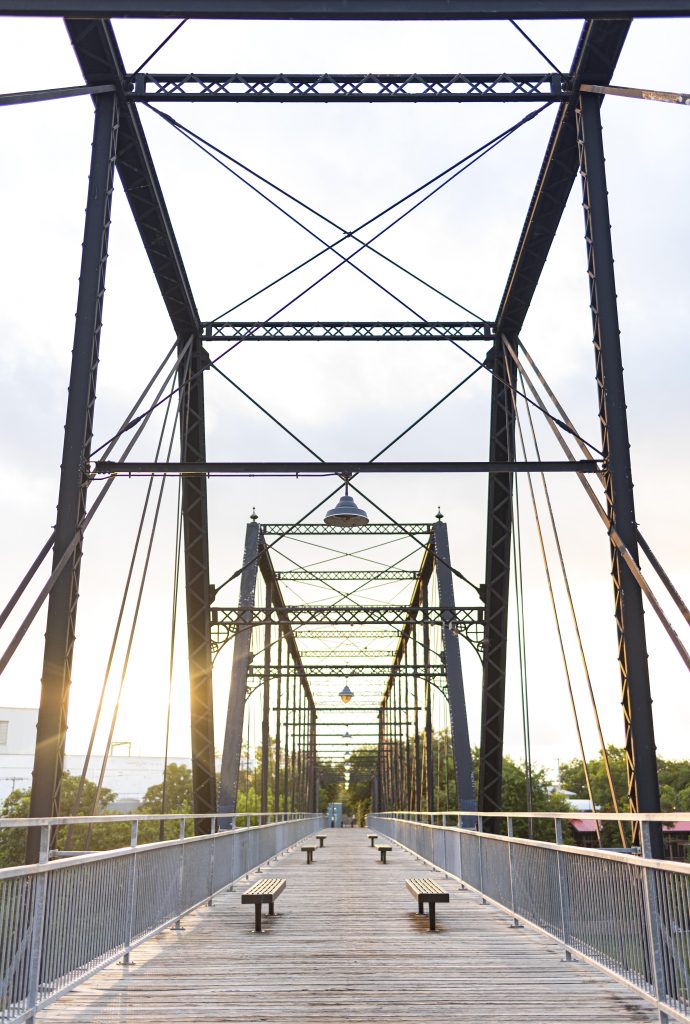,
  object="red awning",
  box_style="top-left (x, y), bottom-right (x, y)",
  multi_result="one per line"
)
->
top-left (569, 819), bottom-right (598, 833)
